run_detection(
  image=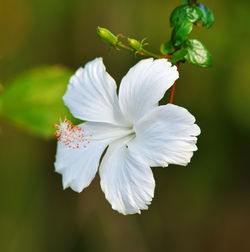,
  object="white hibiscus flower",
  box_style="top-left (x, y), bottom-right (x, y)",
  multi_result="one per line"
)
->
top-left (54, 57), bottom-right (200, 215)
